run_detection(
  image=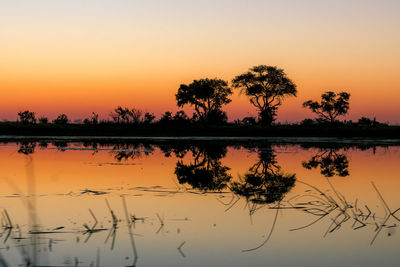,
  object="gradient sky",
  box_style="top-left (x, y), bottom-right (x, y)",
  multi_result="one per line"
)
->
top-left (1, 0), bottom-right (399, 123)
